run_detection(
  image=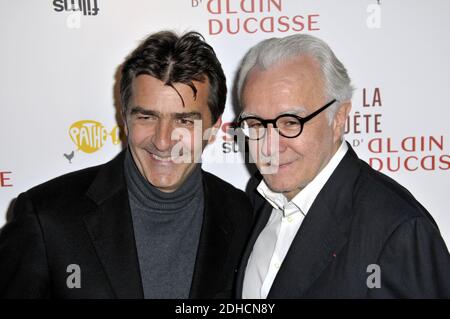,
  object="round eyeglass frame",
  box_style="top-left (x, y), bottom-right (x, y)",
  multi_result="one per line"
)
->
top-left (237, 99), bottom-right (337, 140)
